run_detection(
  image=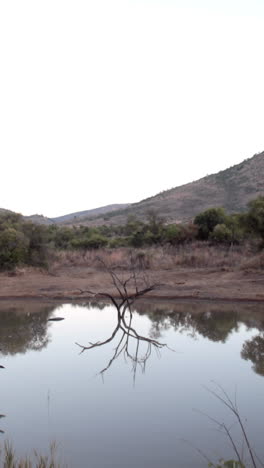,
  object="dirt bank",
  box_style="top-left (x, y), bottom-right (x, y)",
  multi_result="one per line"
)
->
top-left (0, 264), bottom-right (264, 303)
